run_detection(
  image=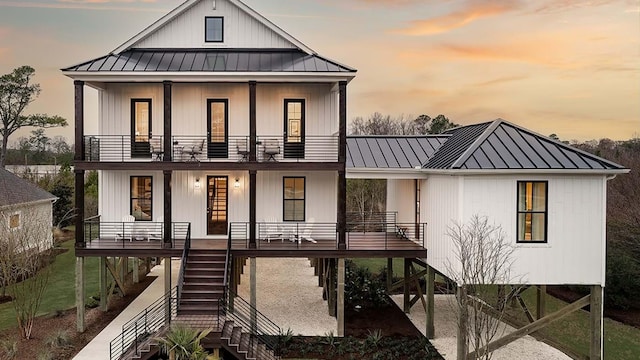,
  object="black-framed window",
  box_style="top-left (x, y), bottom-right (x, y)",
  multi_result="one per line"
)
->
top-left (205, 17), bottom-right (224, 42)
top-left (284, 99), bottom-right (304, 143)
top-left (517, 181), bottom-right (547, 243)
top-left (131, 176), bottom-right (152, 221)
top-left (283, 177), bottom-right (305, 221)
